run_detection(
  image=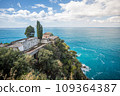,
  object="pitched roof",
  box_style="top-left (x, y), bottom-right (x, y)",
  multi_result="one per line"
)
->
top-left (44, 32), bottom-right (52, 35)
